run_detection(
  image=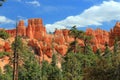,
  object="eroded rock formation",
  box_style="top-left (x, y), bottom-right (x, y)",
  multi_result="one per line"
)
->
top-left (109, 22), bottom-right (120, 46)
top-left (3, 18), bottom-right (119, 62)
top-left (0, 39), bottom-right (11, 52)
top-left (26, 18), bottom-right (46, 40)
top-left (86, 28), bottom-right (109, 52)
